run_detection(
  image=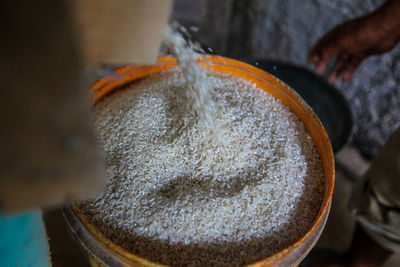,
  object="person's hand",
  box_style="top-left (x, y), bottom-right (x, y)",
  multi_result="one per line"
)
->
top-left (308, 13), bottom-right (400, 83)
